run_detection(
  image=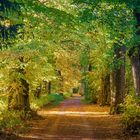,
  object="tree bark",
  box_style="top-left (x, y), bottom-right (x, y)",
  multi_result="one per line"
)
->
top-left (110, 46), bottom-right (126, 114)
top-left (35, 84), bottom-right (42, 98)
top-left (8, 78), bottom-right (30, 111)
top-left (80, 65), bottom-right (89, 97)
top-left (130, 49), bottom-right (140, 96)
top-left (79, 80), bottom-right (87, 96)
top-left (48, 81), bottom-right (51, 94)
top-left (128, 11), bottom-right (140, 97)
top-left (20, 78), bottom-right (30, 111)
top-left (114, 64), bottom-right (125, 108)
top-left (99, 74), bottom-right (111, 106)
top-left (8, 57), bottom-right (30, 111)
